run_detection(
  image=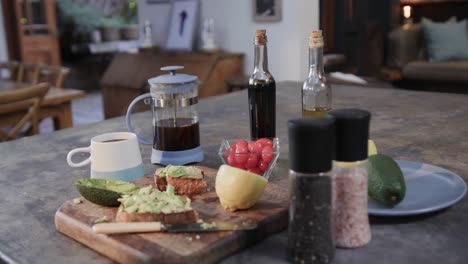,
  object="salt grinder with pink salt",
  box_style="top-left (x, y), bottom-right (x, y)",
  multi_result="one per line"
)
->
top-left (329, 108), bottom-right (372, 248)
